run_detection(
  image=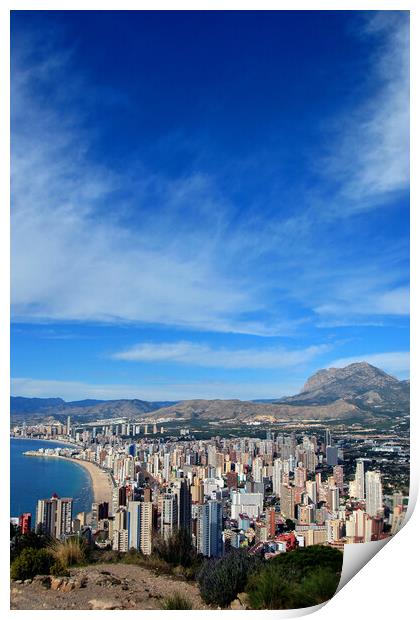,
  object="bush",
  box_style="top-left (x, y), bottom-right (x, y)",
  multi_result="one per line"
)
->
top-left (48, 537), bottom-right (88, 569)
top-left (154, 528), bottom-right (198, 568)
top-left (10, 530), bottom-right (50, 562)
top-left (269, 545), bottom-right (342, 579)
top-left (299, 568), bottom-right (340, 605)
top-left (246, 546), bottom-right (342, 610)
top-left (49, 559), bottom-right (71, 577)
top-left (162, 593), bottom-right (193, 609)
top-left (246, 569), bottom-right (305, 610)
top-left (198, 549), bottom-right (263, 608)
top-left (11, 548), bottom-right (53, 580)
